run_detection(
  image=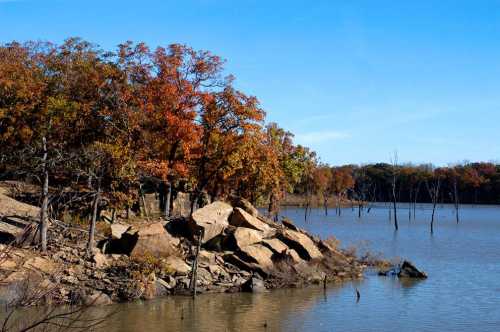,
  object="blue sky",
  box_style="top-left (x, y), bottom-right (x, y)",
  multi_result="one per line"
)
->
top-left (2, 0), bottom-right (500, 166)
